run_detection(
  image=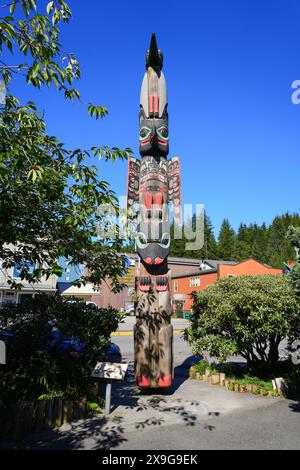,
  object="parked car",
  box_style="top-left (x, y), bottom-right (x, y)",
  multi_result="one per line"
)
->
top-left (65, 299), bottom-right (98, 308)
top-left (0, 328), bottom-right (122, 363)
top-left (125, 304), bottom-right (135, 316)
